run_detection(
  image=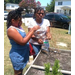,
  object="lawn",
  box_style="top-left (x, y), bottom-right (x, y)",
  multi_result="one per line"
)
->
top-left (4, 22), bottom-right (71, 75)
